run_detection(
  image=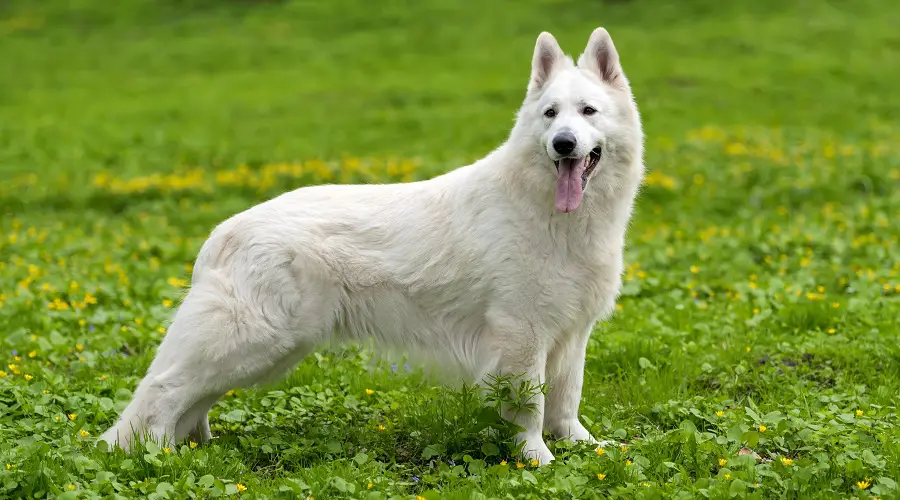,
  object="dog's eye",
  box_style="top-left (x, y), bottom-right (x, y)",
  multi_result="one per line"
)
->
top-left (583, 106), bottom-right (597, 116)
top-left (544, 108), bottom-right (556, 118)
